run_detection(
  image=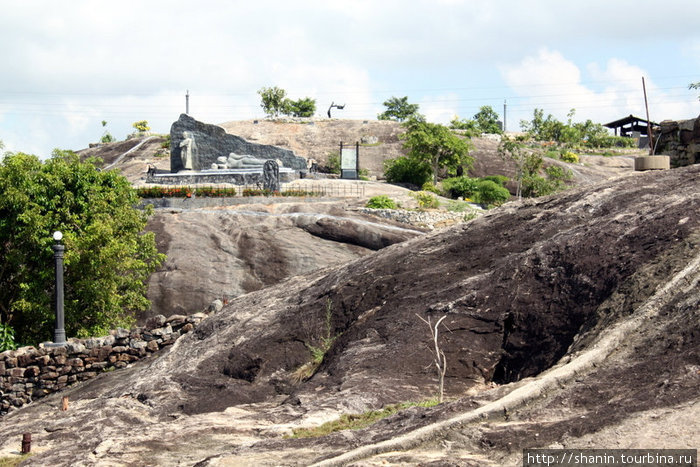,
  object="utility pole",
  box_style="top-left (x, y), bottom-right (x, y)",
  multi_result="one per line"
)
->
top-left (642, 77), bottom-right (653, 154)
top-left (503, 99), bottom-right (507, 133)
top-left (186, 90), bottom-right (190, 115)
